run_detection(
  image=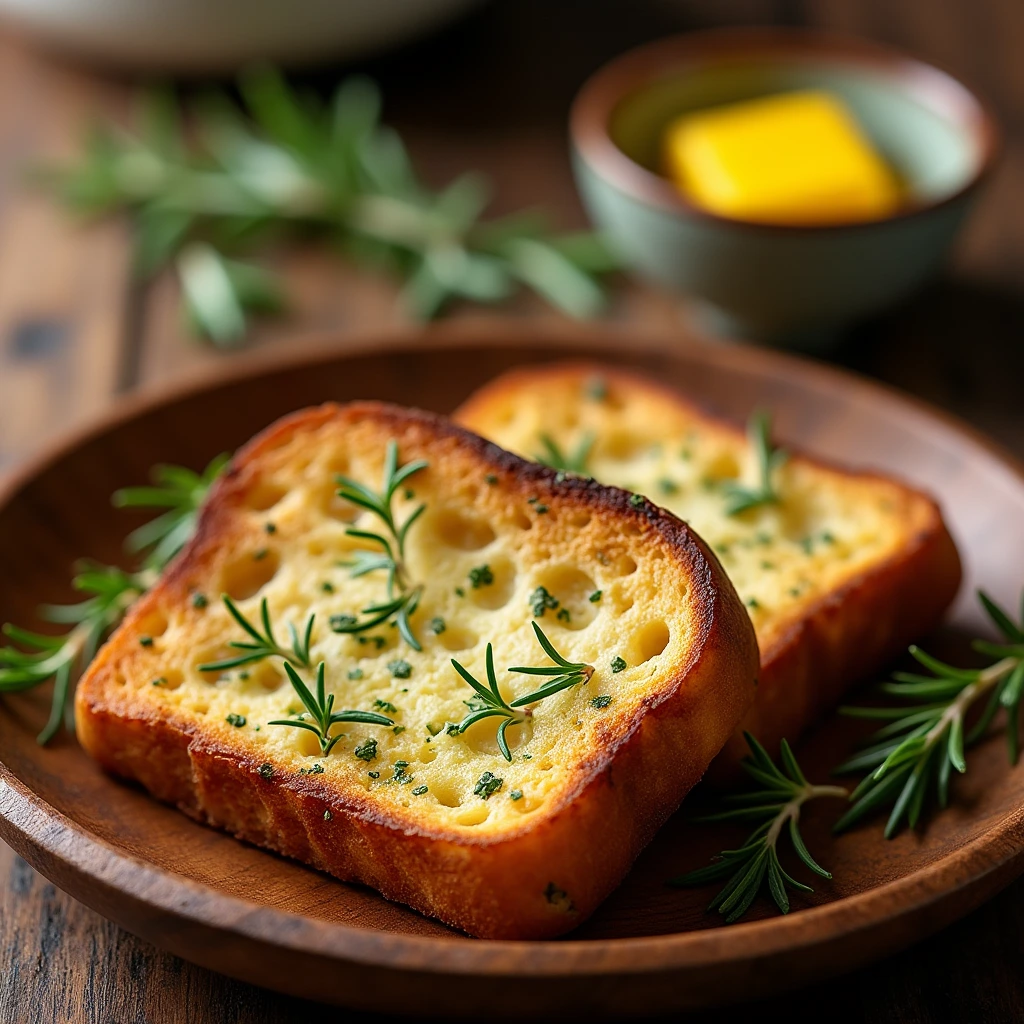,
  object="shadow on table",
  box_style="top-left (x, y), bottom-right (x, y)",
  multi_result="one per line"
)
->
top-left (834, 278), bottom-right (1024, 457)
